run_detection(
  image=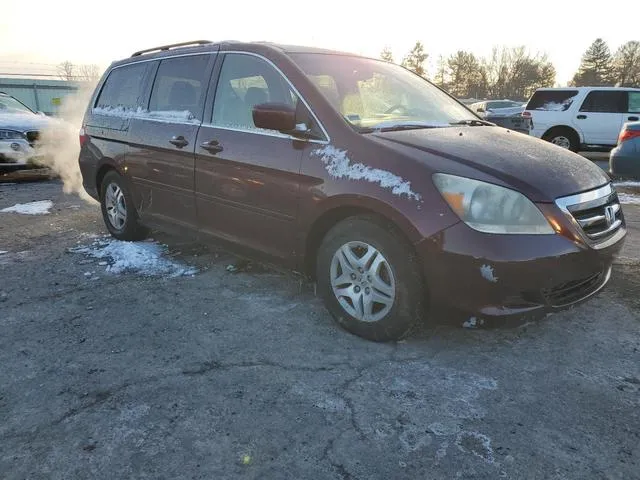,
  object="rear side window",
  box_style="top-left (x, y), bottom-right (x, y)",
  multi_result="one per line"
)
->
top-left (579, 91), bottom-right (626, 113)
top-left (526, 90), bottom-right (579, 111)
top-left (627, 92), bottom-right (640, 113)
top-left (149, 55), bottom-right (210, 120)
top-left (95, 63), bottom-right (148, 110)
